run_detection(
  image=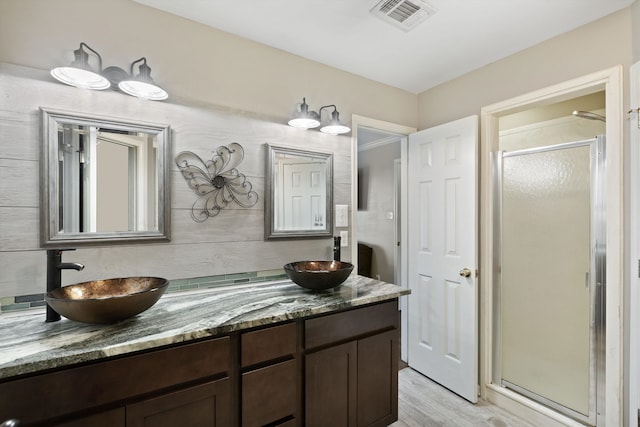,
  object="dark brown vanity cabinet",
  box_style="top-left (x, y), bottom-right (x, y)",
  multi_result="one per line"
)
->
top-left (0, 299), bottom-right (400, 427)
top-left (240, 322), bottom-right (300, 427)
top-left (304, 301), bottom-right (399, 427)
top-left (0, 336), bottom-right (232, 426)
